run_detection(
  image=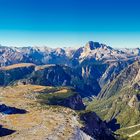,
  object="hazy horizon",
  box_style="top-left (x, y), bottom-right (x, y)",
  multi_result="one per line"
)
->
top-left (0, 0), bottom-right (140, 48)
